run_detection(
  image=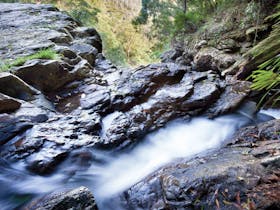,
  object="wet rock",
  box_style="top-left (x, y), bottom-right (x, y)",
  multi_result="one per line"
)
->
top-left (0, 3), bottom-right (107, 174)
top-left (111, 63), bottom-right (188, 111)
top-left (230, 119), bottom-right (280, 144)
top-left (95, 54), bottom-right (117, 72)
top-left (0, 93), bottom-right (21, 113)
top-left (70, 42), bottom-right (98, 65)
top-left (14, 101), bottom-right (50, 123)
top-left (101, 72), bottom-right (222, 148)
top-left (100, 112), bottom-right (131, 147)
top-left (0, 72), bottom-right (37, 101)
top-left (80, 84), bottom-right (111, 113)
top-left (23, 186), bottom-right (98, 210)
top-left (0, 114), bottom-right (33, 146)
top-left (207, 77), bottom-right (251, 117)
top-left (180, 80), bottom-right (220, 111)
top-left (26, 147), bottom-right (68, 175)
top-left (71, 27), bottom-right (102, 52)
top-left (175, 50), bottom-right (194, 66)
top-left (1, 111), bottom-right (102, 172)
top-left (121, 120), bottom-right (280, 210)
